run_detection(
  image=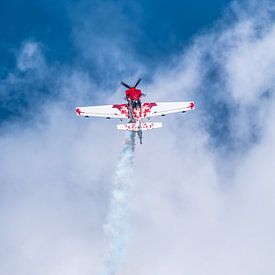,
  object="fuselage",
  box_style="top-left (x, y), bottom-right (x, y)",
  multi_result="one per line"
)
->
top-left (124, 87), bottom-right (143, 143)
